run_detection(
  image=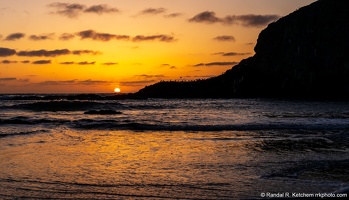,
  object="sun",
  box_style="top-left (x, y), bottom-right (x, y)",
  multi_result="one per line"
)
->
top-left (114, 88), bottom-right (121, 93)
